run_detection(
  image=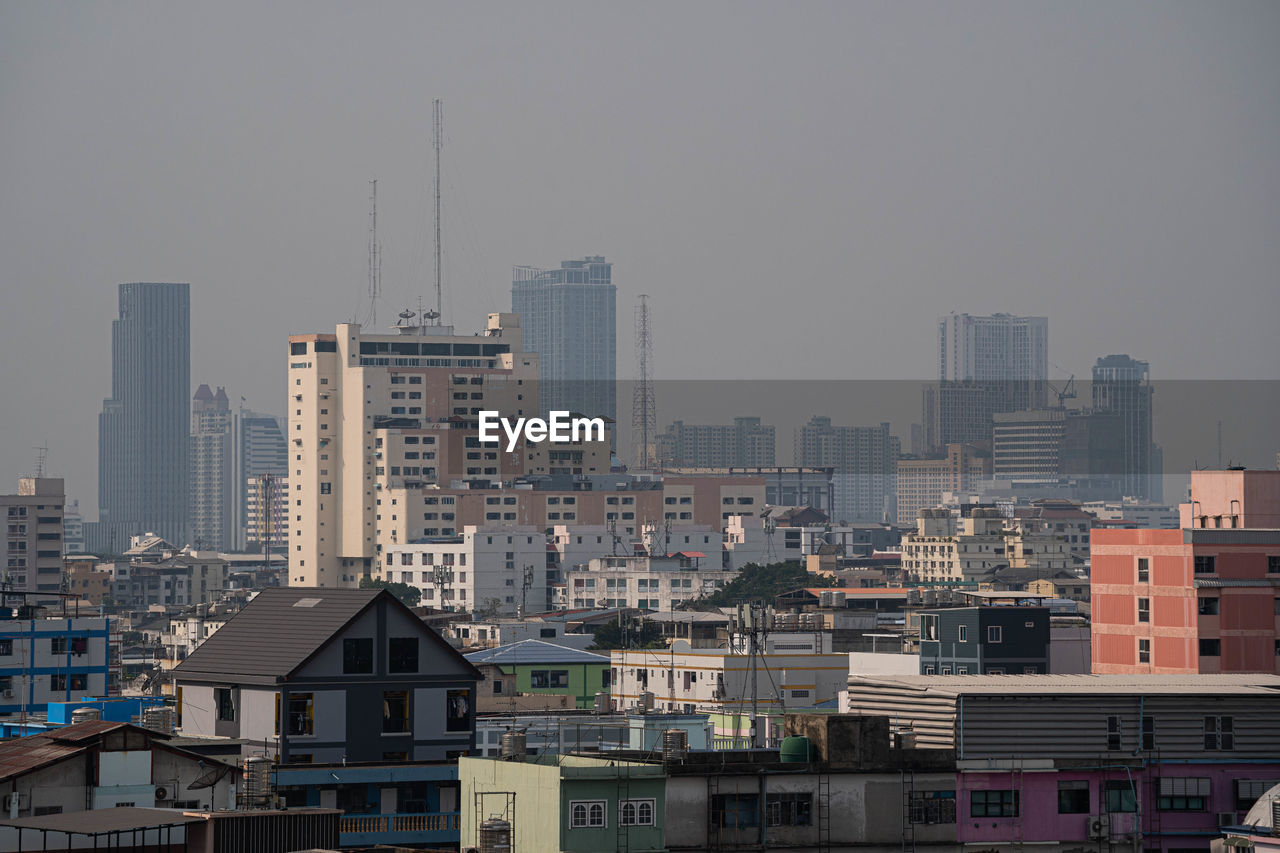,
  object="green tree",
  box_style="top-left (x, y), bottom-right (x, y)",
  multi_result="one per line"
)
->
top-left (359, 577), bottom-right (422, 607)
top-left (693, 561), bottom-right (835, 608)
top-left (588, 617), bottom-right (665, 650)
